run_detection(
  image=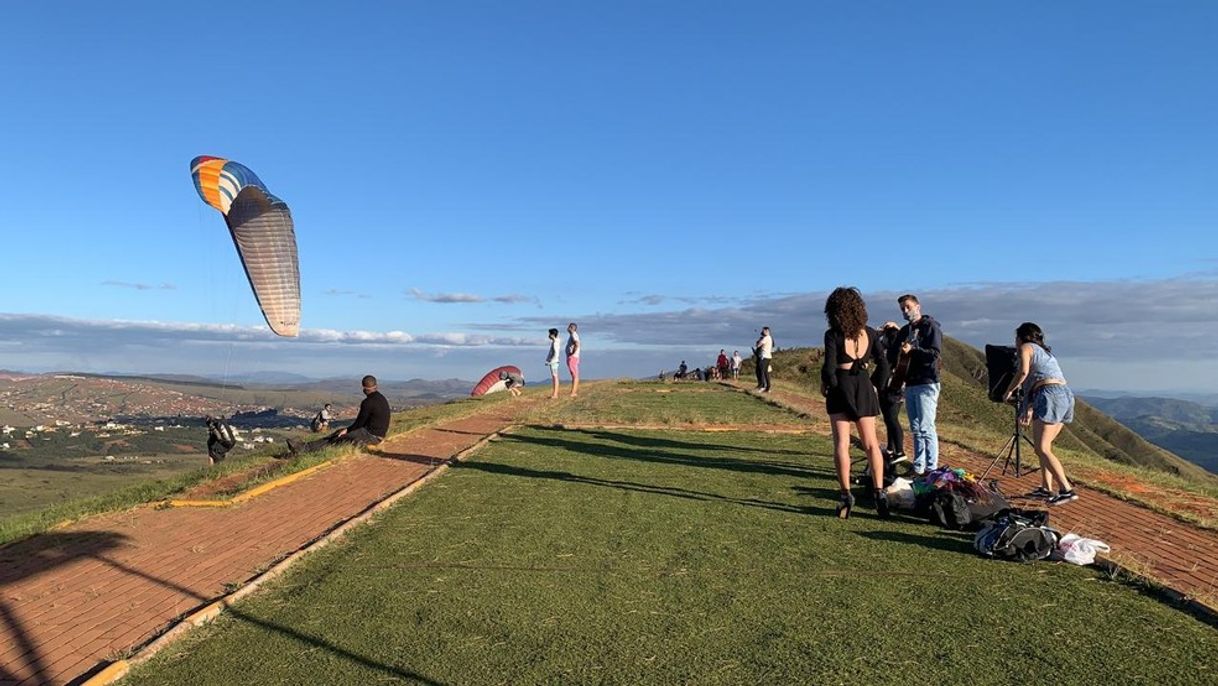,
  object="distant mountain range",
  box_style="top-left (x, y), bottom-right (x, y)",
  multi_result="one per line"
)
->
top-left (1082, 395), bottom-right (1218, 474)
